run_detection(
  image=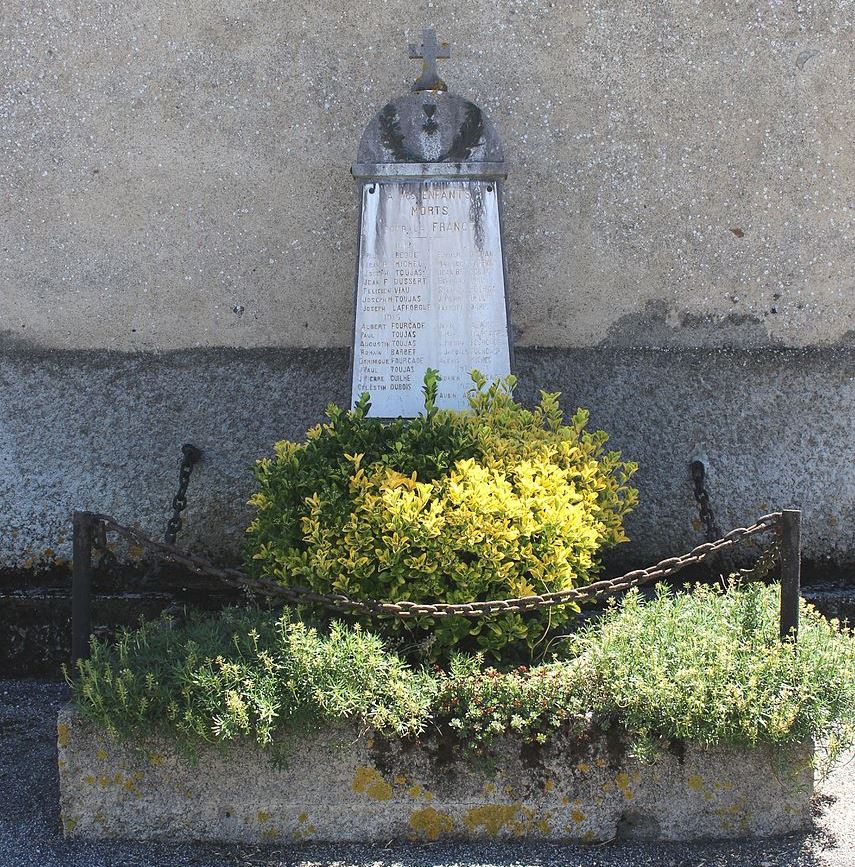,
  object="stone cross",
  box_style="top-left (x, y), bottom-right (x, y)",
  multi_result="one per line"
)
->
top-left (408, 29), bottom-right (450, 92)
